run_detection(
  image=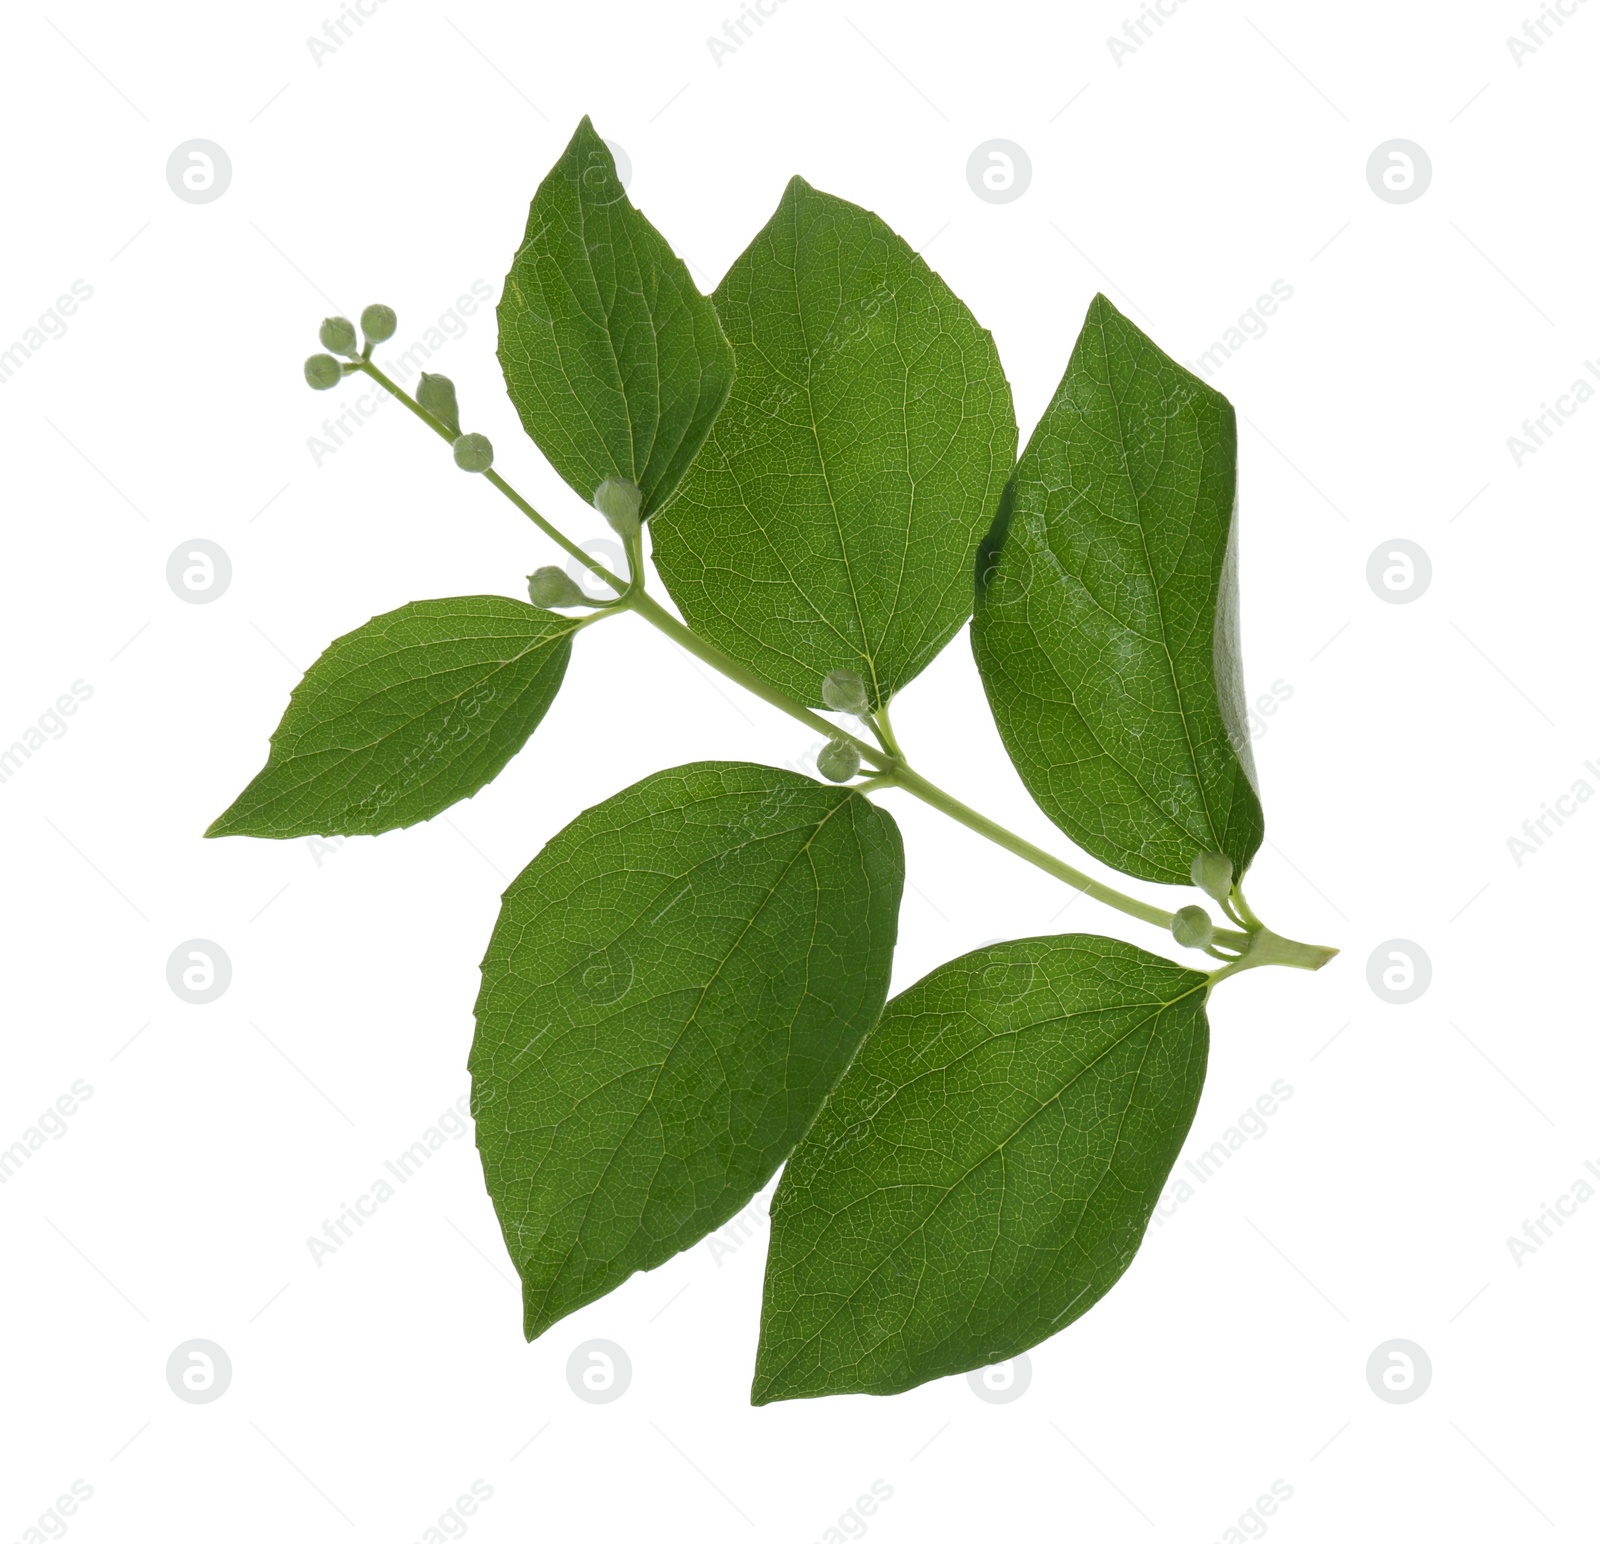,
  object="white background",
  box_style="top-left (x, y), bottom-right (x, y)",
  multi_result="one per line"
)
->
top-left (2, 2), bottom-right (1597, 1539)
